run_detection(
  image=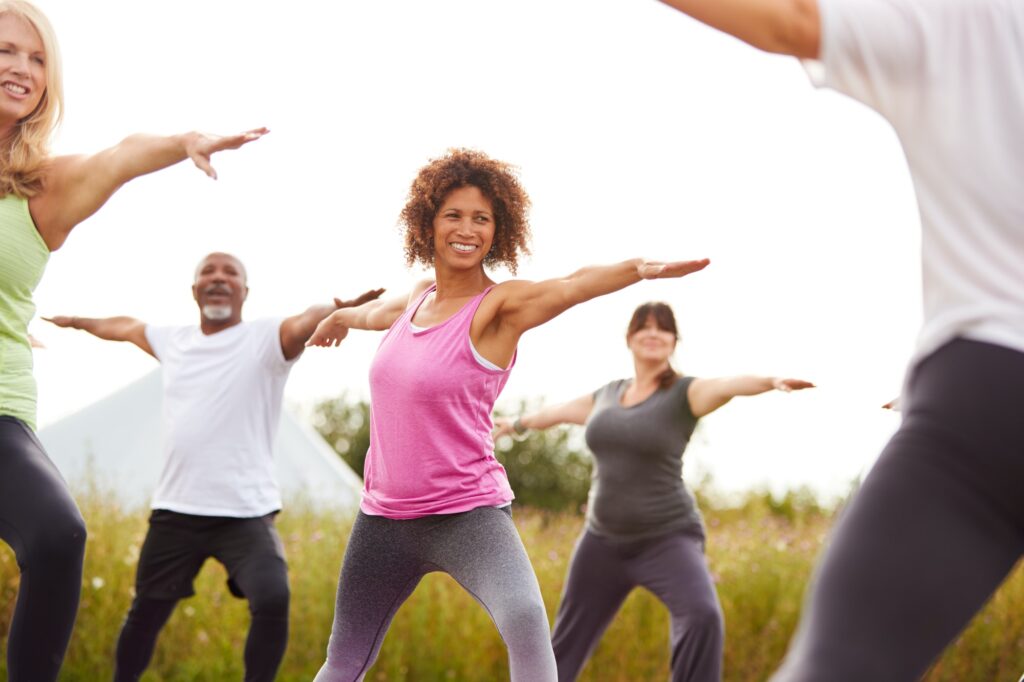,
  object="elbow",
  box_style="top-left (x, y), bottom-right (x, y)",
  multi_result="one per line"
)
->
top-left (760, 0), bottom-right (821, 59)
